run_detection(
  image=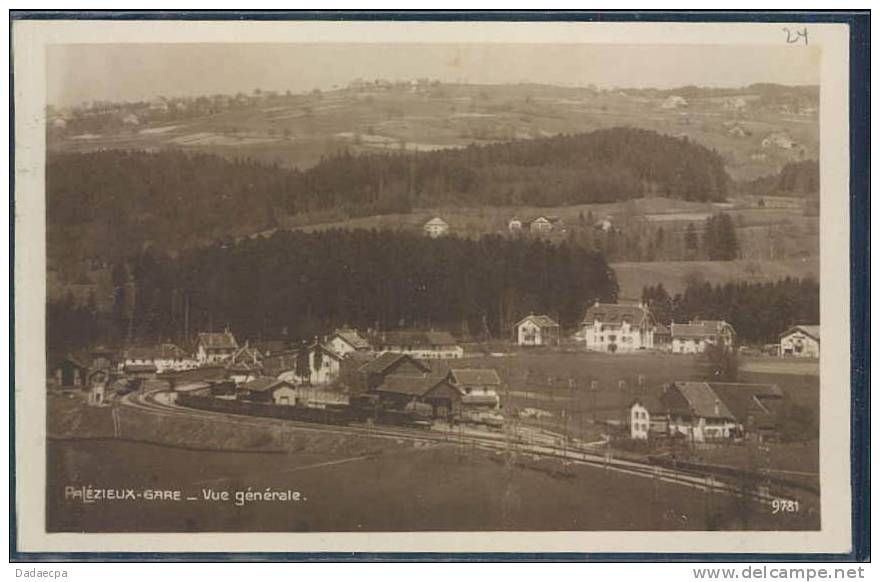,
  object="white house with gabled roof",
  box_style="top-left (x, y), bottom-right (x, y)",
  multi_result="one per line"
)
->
top-left (423, 217), bottom-right (450, 238)
top-left (581, 302), bottom-right (656, 352)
